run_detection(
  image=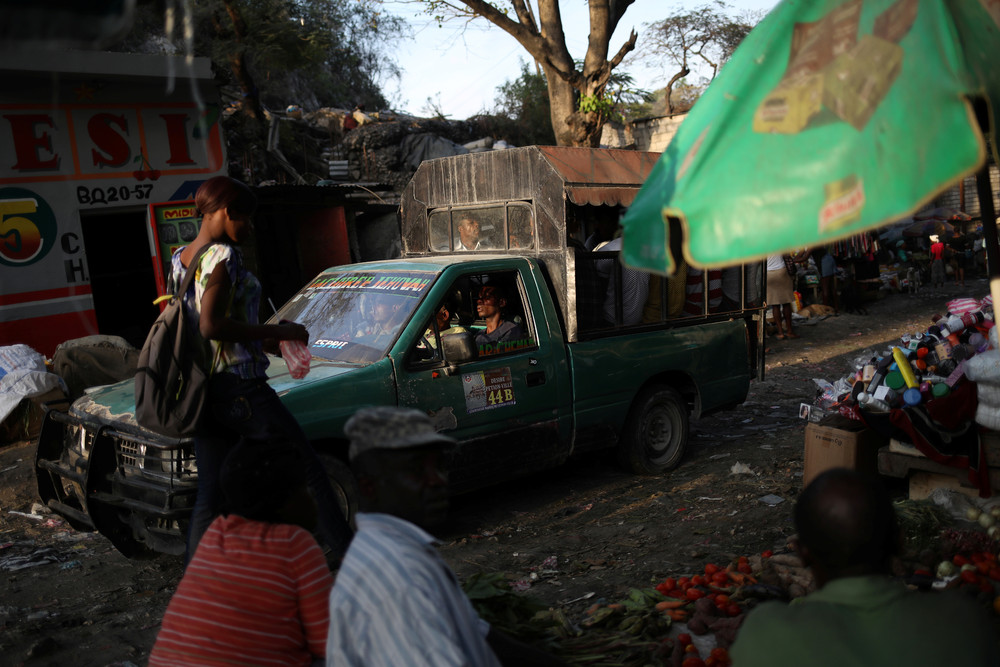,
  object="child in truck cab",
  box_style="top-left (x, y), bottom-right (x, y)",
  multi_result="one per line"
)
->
top-left (474, 285), bottom-right (523, 350)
